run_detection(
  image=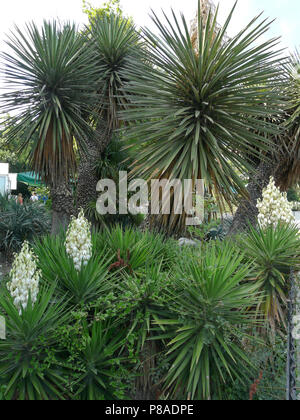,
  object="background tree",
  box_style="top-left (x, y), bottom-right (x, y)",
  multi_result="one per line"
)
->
top-left (122, 2), bottom-right (287, 235)
top-left (76, 4), bottom-right (142, 211)
top-left (229, 54), bottom-right (300, 234)
top-left (0, 117), bottom-right (32, 173)
top-left (83, 0), bottom-right (125, 23)
top-left (0, 21), bottom-right (99, 233)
